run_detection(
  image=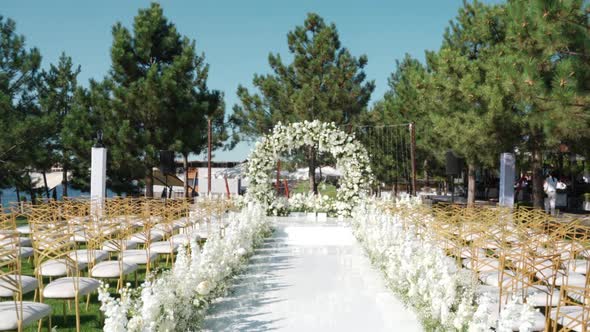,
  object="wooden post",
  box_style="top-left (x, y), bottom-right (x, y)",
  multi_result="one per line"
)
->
top-left (276, 159), bottom-right (281, 195)
top-left (224, 176), bottom-right (230, 198)
top-left (409, 123), bottom-right (417, 196)
top-left (284, 178), bottom-right (290, 198)
top-left (207, 118), bottom-right (212, 195)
